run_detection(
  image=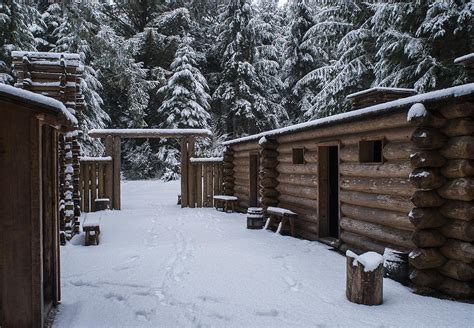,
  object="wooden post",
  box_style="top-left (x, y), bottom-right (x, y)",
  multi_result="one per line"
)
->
top-left (91, 162), bottom-right (97, 212)
top-left (113, 136), bottom-right (121, 210)
top-left (180, 137), bottom-right (189, 207)
top-left (104, 135), bottom-right (114, 206)
top-left (346, 251), bottom-right (384, 305)
top-left (203, 164), bottom-right (208, 207)
top-left (197, 164), bottom-right (203, 207)
top-left (207, 164), bottom-right (213, 206)
top-left (83, 163), bottom-right (90, 212)
top-left (188, 137), bottom-right (196, 208)
top-left (98, 163), bottom-right (105, 198)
